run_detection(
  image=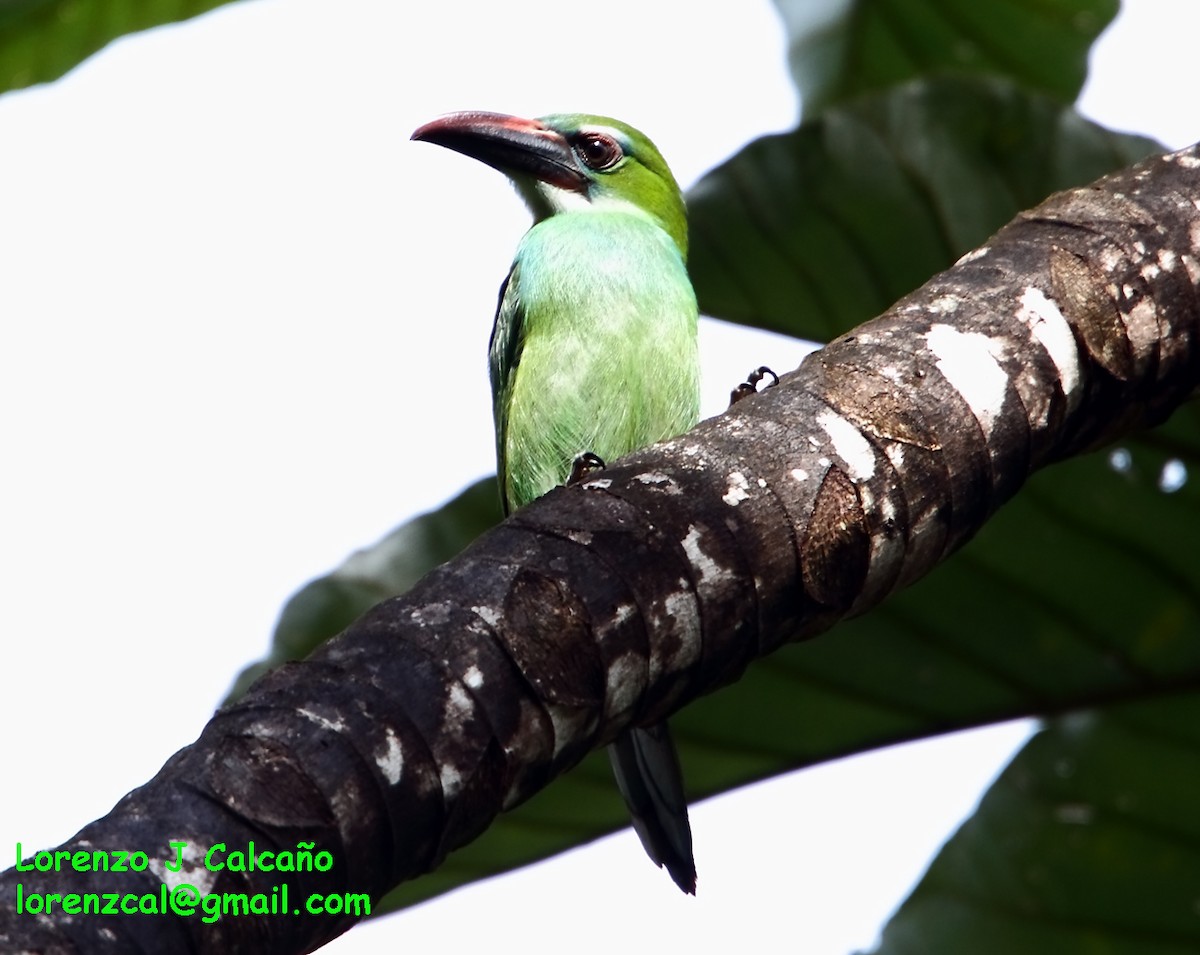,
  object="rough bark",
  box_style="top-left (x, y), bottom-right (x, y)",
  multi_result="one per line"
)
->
top-left (3, 145), bottom-right (1198, 954)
